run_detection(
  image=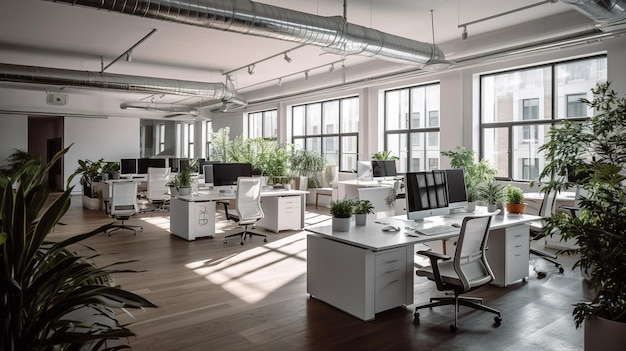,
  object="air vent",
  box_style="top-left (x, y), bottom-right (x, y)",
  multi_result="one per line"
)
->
top-left (46, 93), bottom-right (68, 106)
